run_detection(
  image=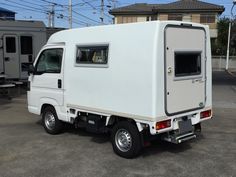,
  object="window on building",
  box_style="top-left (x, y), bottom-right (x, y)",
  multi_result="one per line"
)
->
top-left (35, 48), bottom-right (63, 74)
top-left (175, 52), bottom-right (201, 77)
top-left (20, 36), bottom-right (33, 55)
top-left (146, 15), bottom-right (157, 21)
top-left (200, 14), bottom-right (215, 23)
top-left (76, 45), bottom-right (108, 65)
top-left (122, 16), bottom-right (137, 23)
top-left (151, 15), bottom-right (157, 21)
top-left (6, 37), bottom-right (16, 53)
top-left (168, 14), bottom-right (182, 21)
